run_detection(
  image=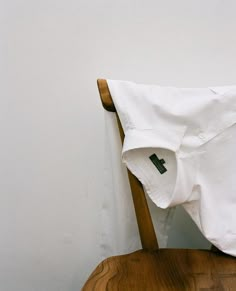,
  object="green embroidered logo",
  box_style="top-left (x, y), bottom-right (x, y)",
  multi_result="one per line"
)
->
top-left (149, 154), bottom-right (167, 174)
